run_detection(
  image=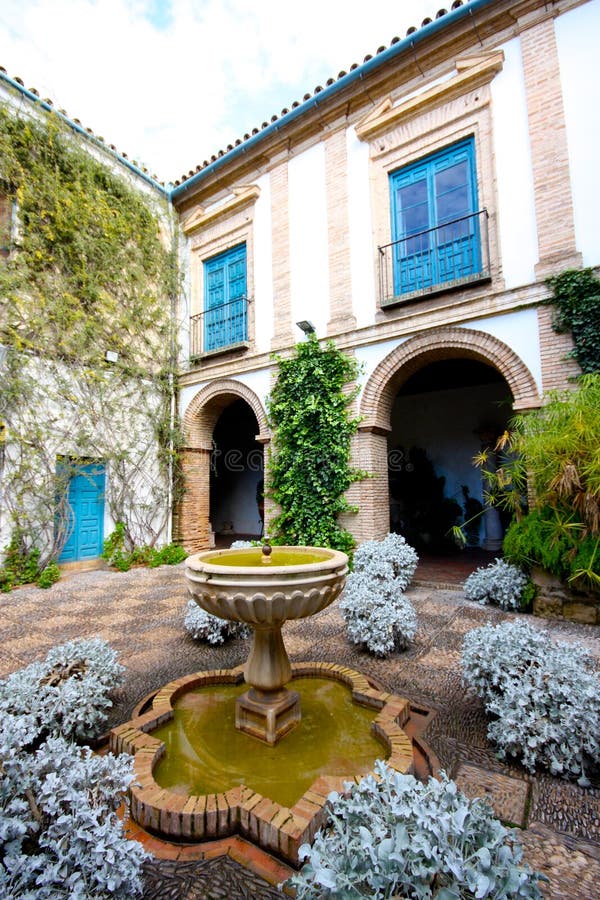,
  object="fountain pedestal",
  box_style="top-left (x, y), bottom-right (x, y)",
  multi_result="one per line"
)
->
top-left (236, 686), bottom-right (300, 744)
top-left (236, 621), bottom-right (300, 743)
